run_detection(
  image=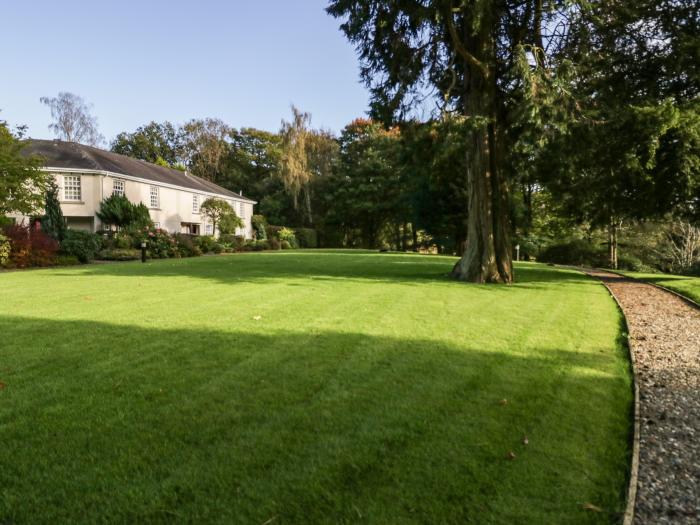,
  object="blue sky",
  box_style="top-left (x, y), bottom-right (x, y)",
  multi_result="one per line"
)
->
top-left (0, 0), bottom-right (369, 143)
